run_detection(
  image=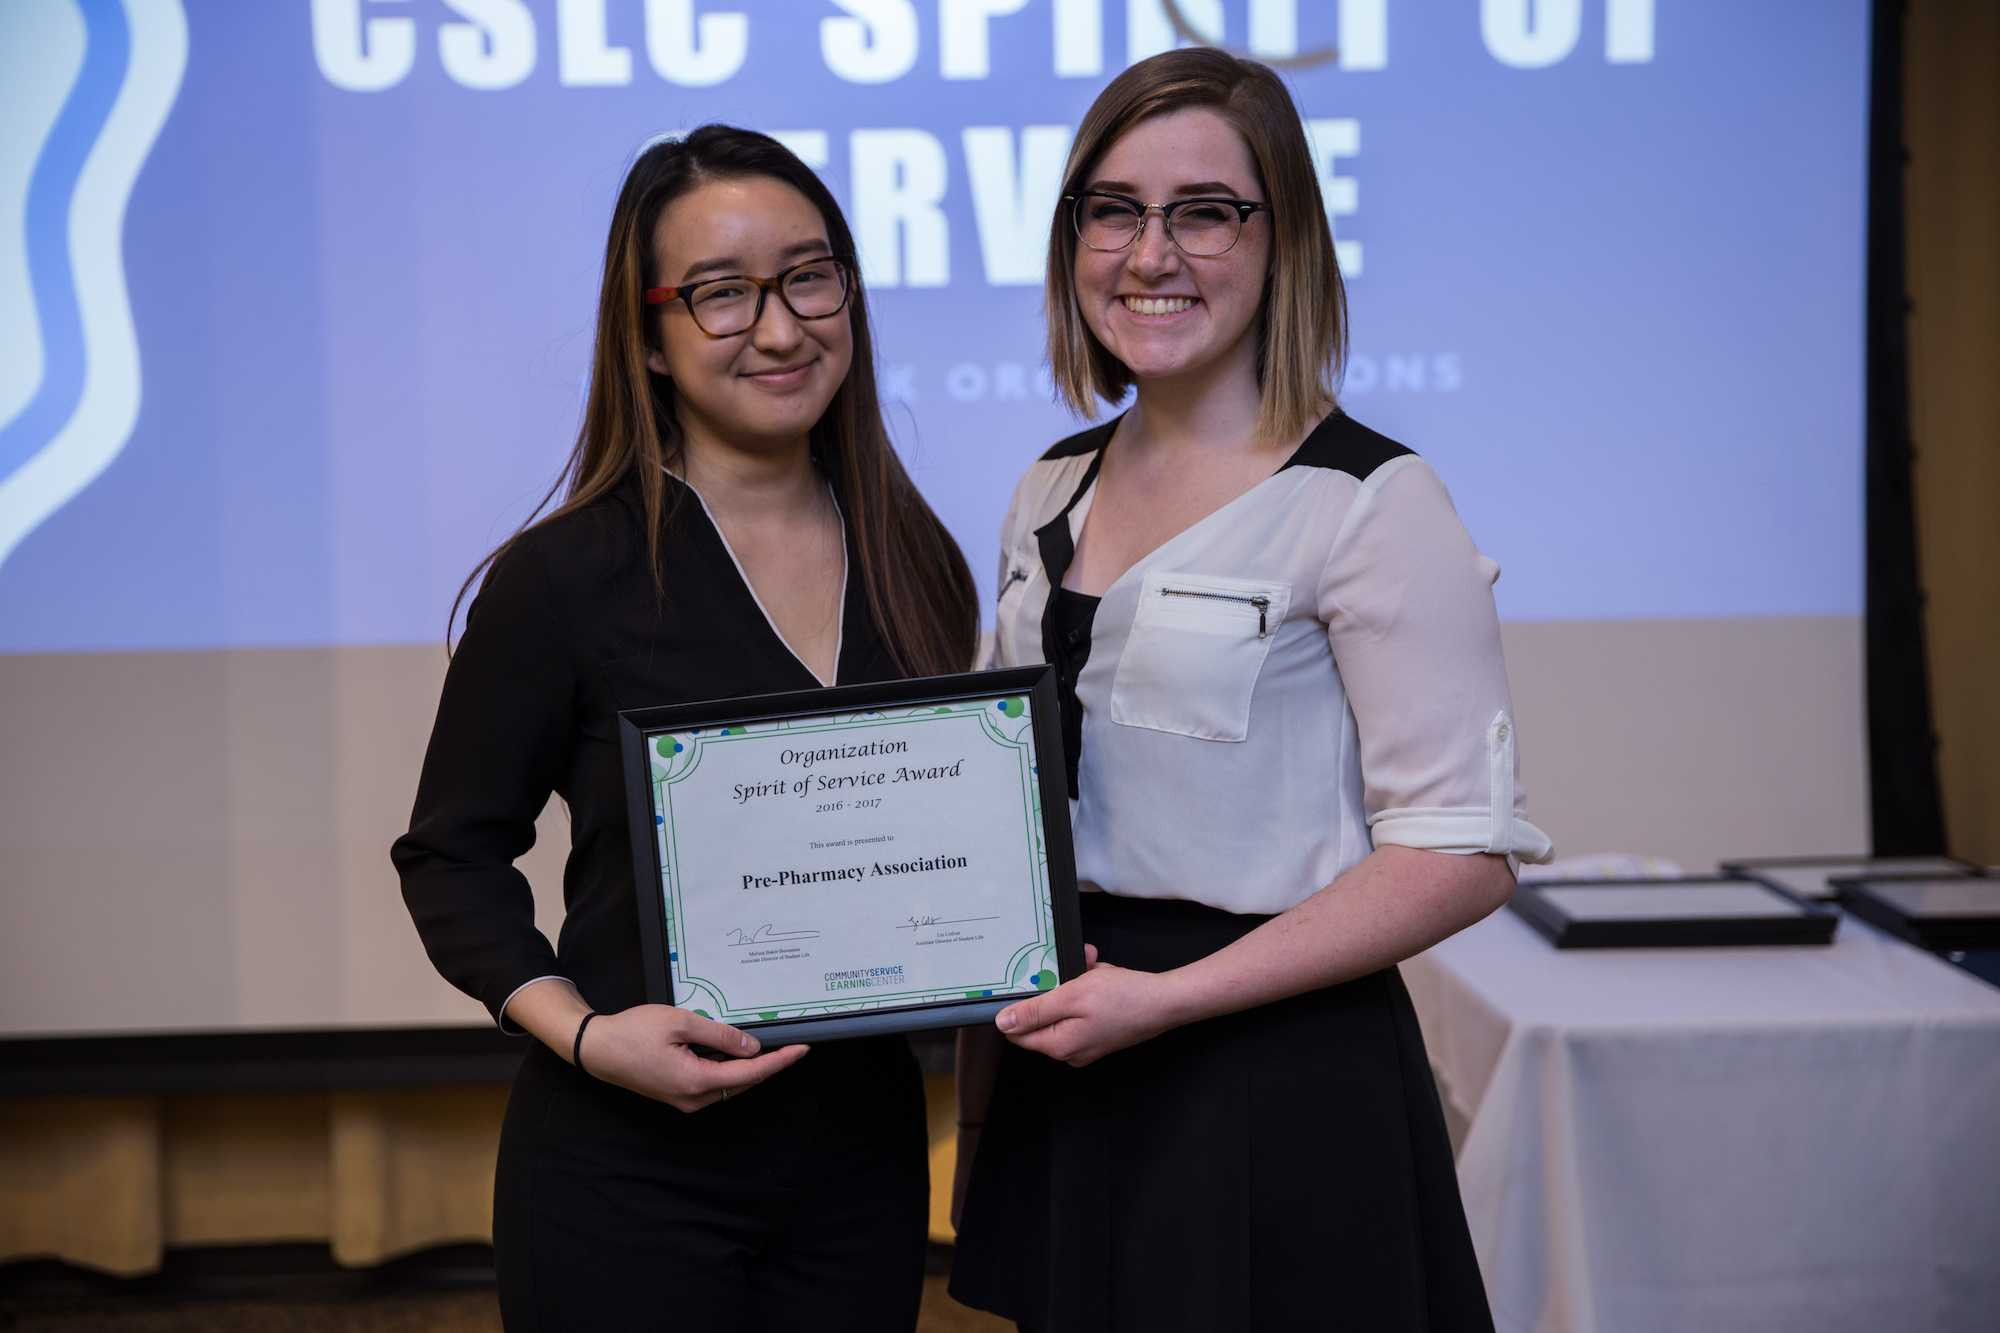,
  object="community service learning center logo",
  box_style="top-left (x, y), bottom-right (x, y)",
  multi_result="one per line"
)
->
top-left (0, 0), bottom-right (185, 572)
